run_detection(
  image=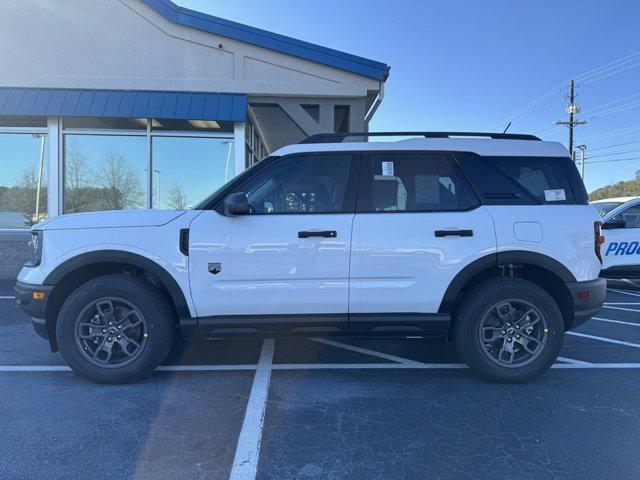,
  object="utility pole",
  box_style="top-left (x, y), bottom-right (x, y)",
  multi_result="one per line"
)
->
top-left (556, 79), bottom-right (587, 160)
top-left (576, 144), bottom-right (587, 180)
